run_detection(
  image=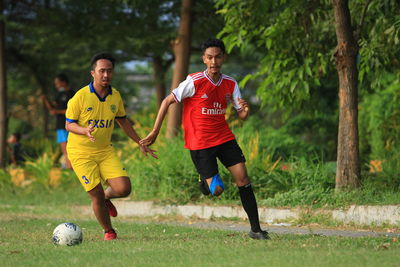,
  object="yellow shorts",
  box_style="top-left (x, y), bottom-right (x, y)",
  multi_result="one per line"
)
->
top-left (69, 148), bottom-right (128, 192)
